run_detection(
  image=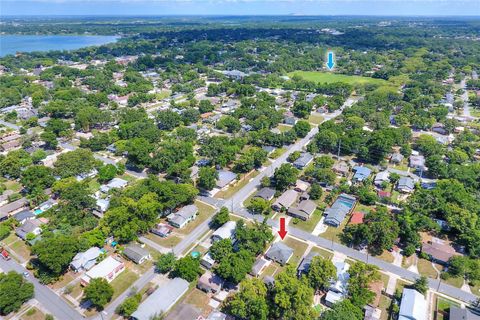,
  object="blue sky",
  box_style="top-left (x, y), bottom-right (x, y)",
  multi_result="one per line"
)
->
top-left (2, 0), bottom-right (479, 16)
